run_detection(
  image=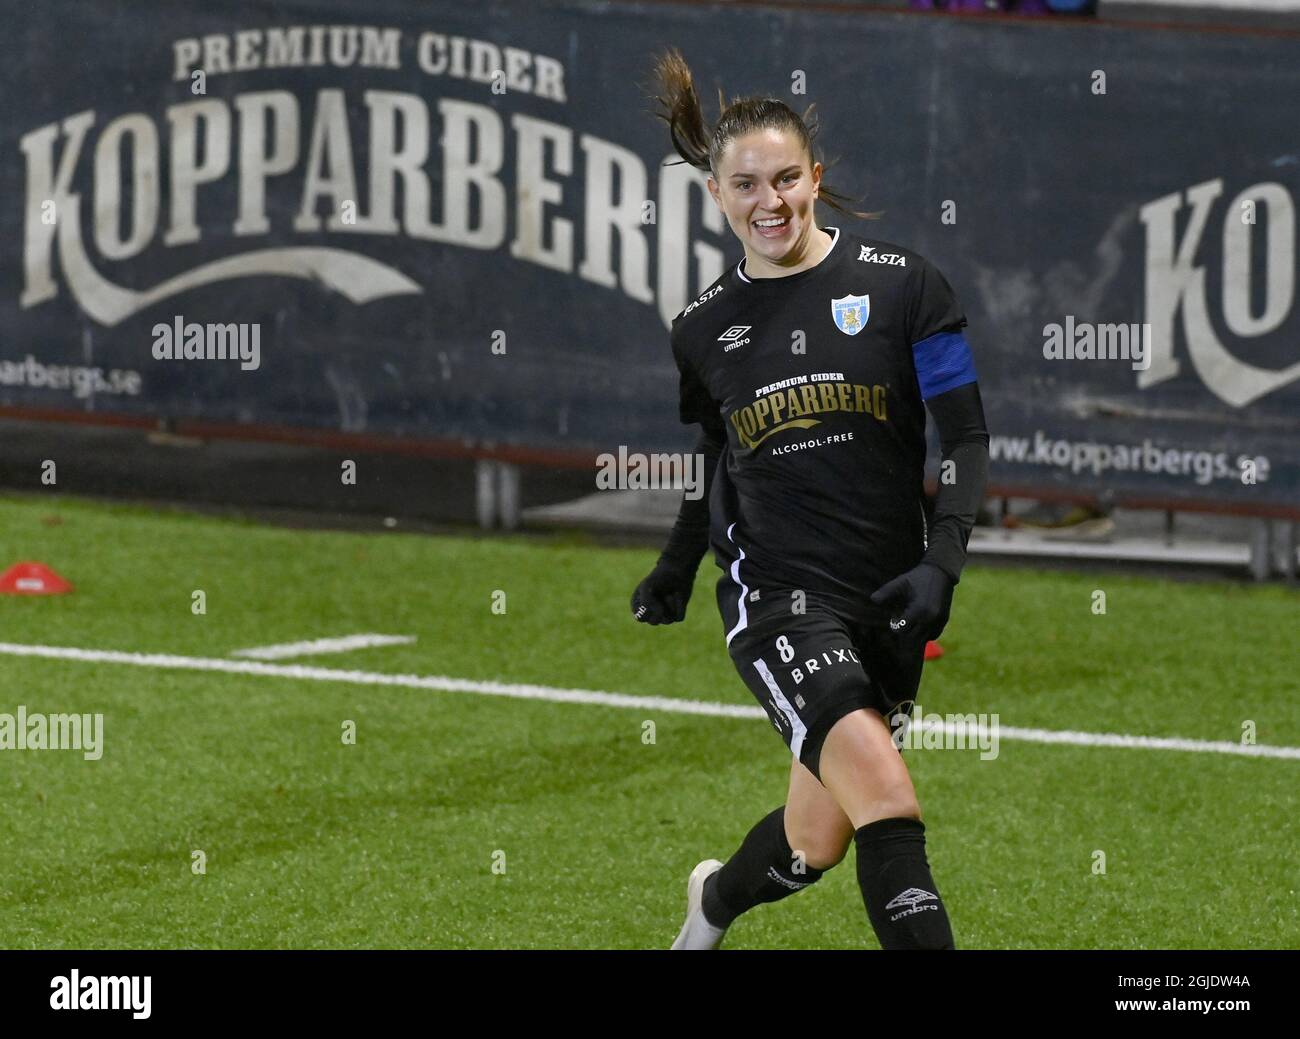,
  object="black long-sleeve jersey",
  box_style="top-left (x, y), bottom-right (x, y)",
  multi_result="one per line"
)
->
top-left (669, 224), bottom-right (982, 628)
